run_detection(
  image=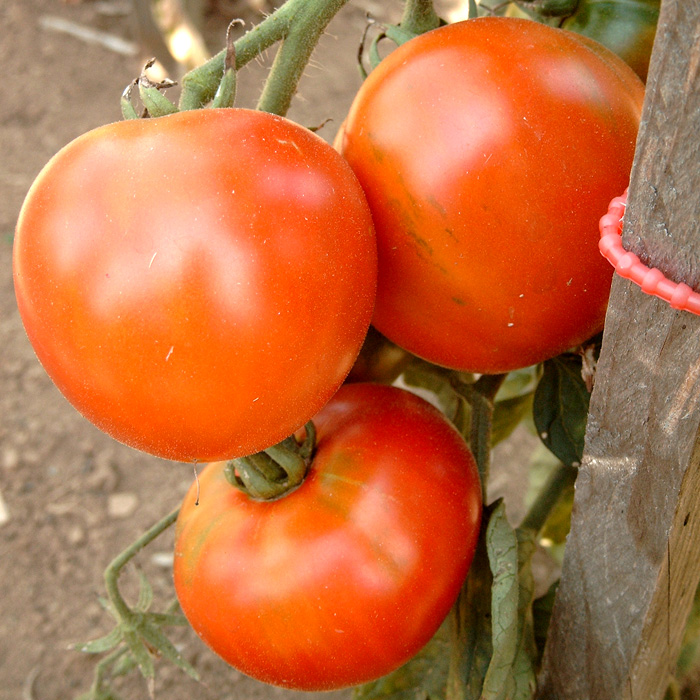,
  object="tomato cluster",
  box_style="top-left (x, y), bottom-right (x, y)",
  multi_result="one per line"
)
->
top-left (14, 12), bottom-right (645, 695)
